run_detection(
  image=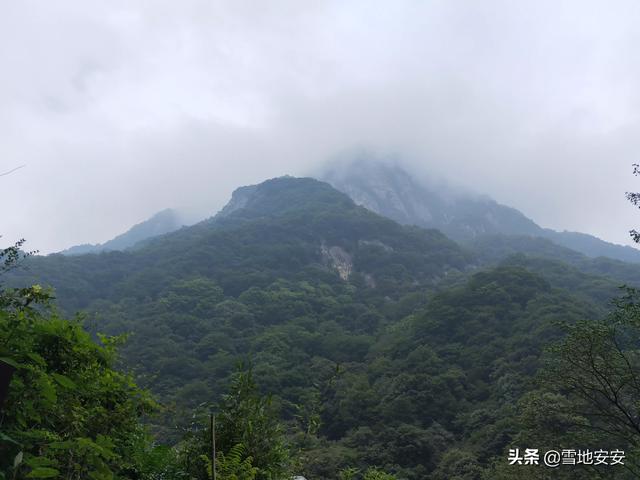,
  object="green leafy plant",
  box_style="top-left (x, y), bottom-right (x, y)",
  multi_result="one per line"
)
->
top-left (0, 282), bottom-right (156, 478)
